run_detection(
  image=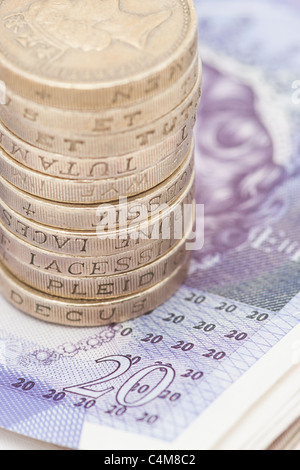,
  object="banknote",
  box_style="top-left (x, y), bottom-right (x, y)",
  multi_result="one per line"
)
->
top-left (0, 0), bottom-right (300, 450)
